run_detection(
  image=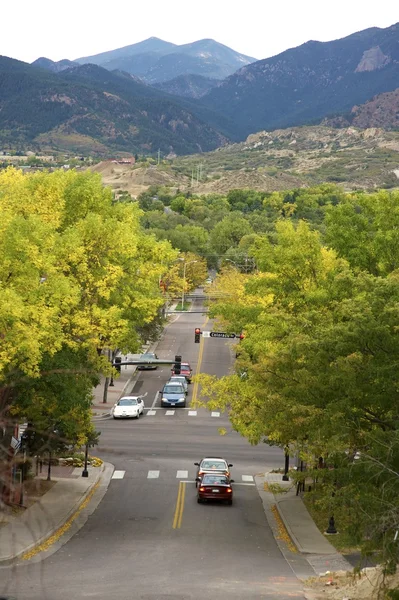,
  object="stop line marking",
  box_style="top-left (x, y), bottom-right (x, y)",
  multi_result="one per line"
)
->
top-left (176, 470), bottom-right (189, 478)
